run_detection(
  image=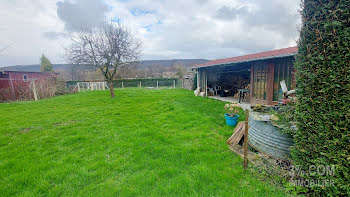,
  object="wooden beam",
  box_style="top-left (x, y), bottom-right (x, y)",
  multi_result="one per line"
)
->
top-left (205, 69), bottom-right (208, 96)
top-left (227, 122), bottom-right (245, 145)
top-left (8, 73), bottom-right (16, 99)
top-left (31, 80), bottom-right (38, 101)
top-left (196, 69), bottom-right (199, 89)
top-left (266, 63), bottom-right (274, 105)
top-left (250, 65), bottom-right (254, 101)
